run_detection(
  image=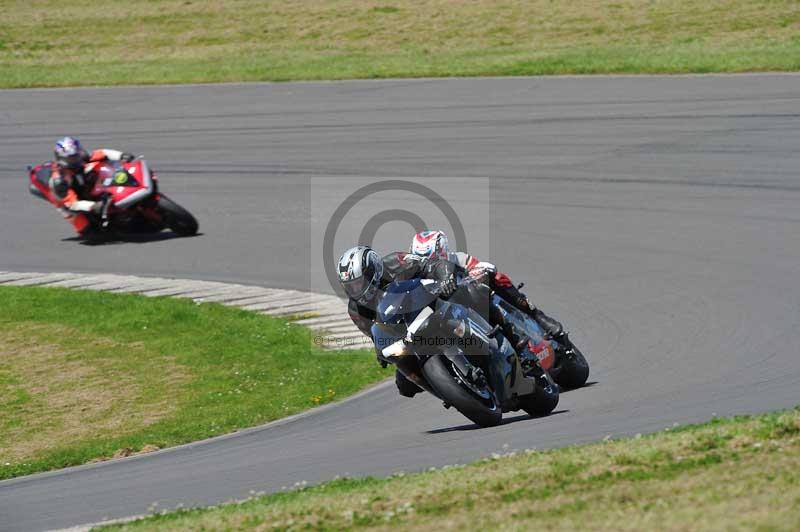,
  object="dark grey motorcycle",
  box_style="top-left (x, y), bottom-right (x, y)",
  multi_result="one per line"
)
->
top-left (371, 277), bottom-right (586, 427)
